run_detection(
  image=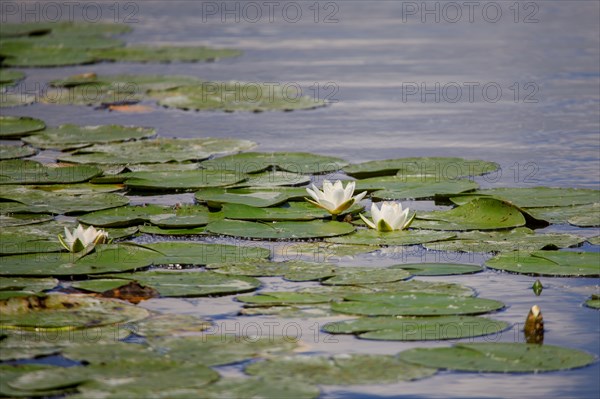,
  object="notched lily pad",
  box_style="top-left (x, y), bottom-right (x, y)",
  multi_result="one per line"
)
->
top-left (398, 343), bottom-right (596, 372)
top-left (205, 219), bottom-right (355, 240)
top-left (324, 315), bottom-right (509, 341)
top-left (485, 251), bottom-right (600, 277)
